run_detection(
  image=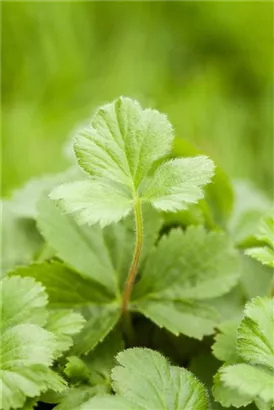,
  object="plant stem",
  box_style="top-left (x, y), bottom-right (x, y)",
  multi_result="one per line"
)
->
top-left (121, 197), bottom-right (143, 316)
